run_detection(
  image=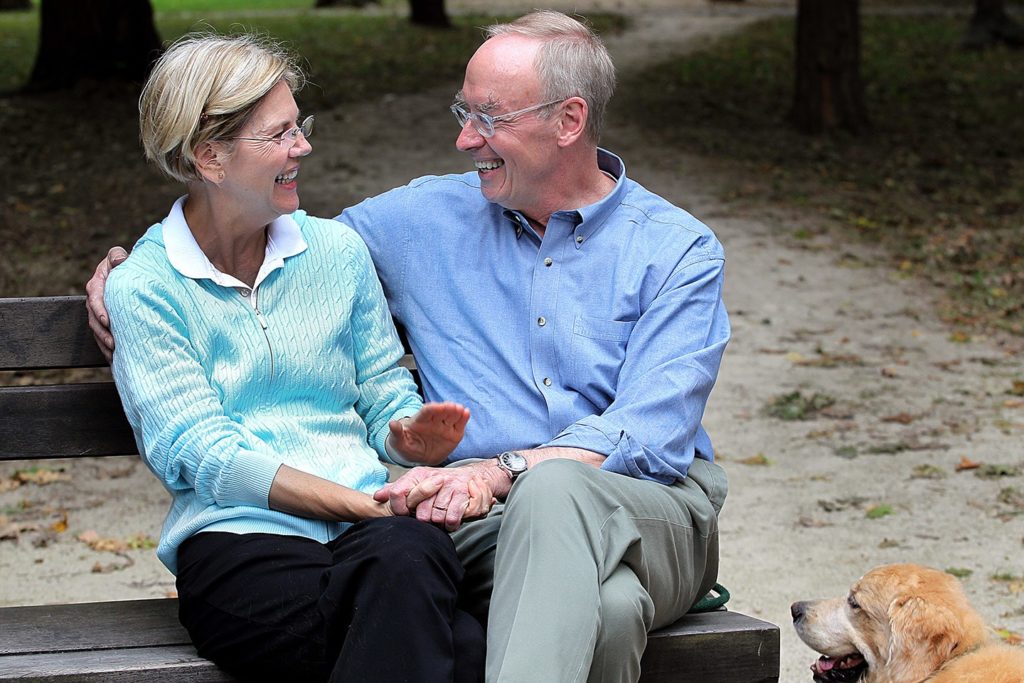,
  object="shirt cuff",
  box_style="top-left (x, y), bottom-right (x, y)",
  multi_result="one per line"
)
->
top-left (210, 451), bottom-right (283, 509)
